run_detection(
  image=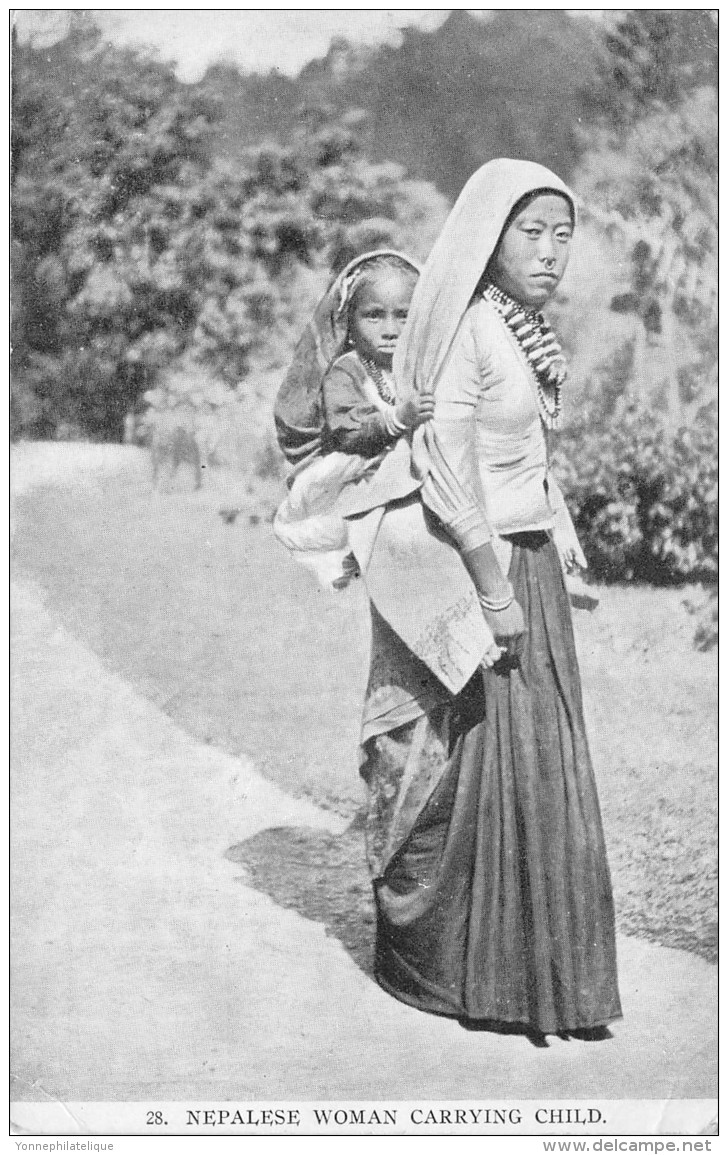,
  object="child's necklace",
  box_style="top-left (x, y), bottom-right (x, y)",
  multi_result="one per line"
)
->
top-left (482, 282), bottom-right (566, 429)
top-left (361, 355), bottom-right (398, 406)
